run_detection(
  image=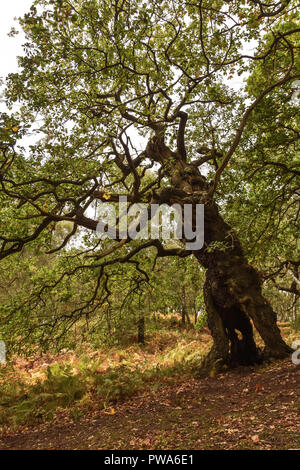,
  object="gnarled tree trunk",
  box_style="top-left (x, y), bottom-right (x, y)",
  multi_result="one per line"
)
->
top-left (165, 158), bottom-right (292, 375)
top-left (194, 198), bottom-right (291, 371)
